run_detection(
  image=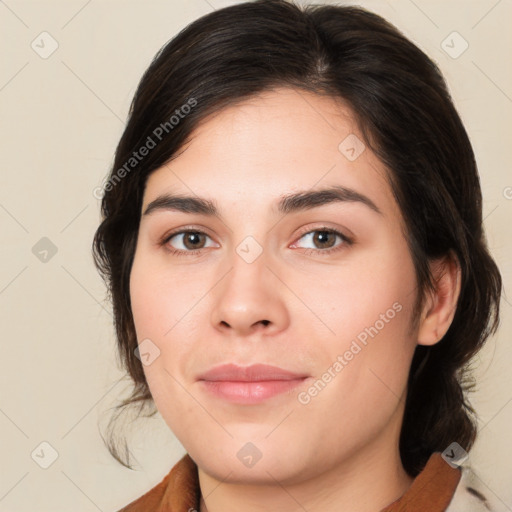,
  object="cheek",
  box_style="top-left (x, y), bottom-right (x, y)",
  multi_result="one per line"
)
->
top-left (304, 238), bottom-right (418, 399)
top-left (129, 253), bottom-right (209, 403)
top-left (129, 252), bottom-right (201, 341)
top-left (303, 238), bottom-right (416, 351)
top-left (297, 293), bottom-right (416, 454)
top-left (129, 258), bottom-right (198, 431)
